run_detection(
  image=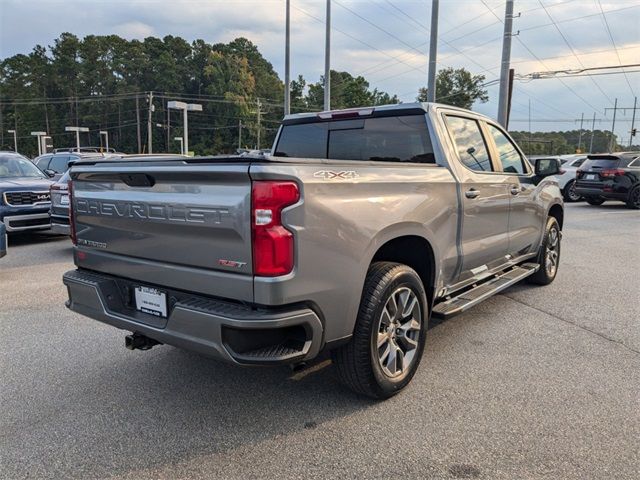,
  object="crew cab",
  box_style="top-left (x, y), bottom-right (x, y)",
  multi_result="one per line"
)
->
top-left (63, 103), bottom-right (563, 398)
top-left (0, 152), bottom-right (54, 232)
